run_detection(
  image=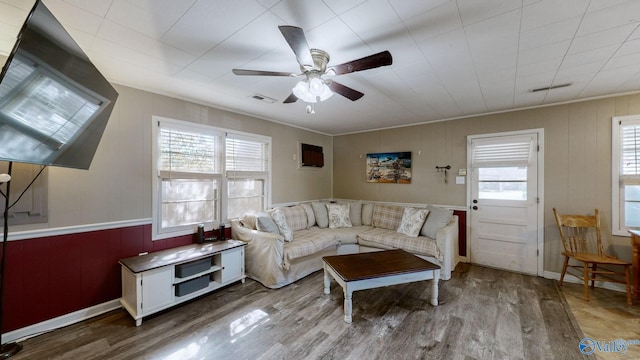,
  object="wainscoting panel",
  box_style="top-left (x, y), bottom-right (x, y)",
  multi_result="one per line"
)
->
top-left (453, 209), bottom-right (466, 257)
top-left (0, 223), bottom-right (196, 333)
